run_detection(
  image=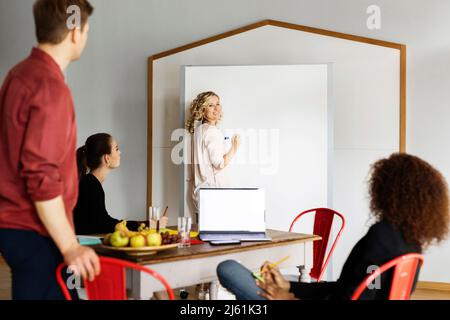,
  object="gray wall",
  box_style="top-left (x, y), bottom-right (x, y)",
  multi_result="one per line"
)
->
top-left (1, 0), bottom-right (449, 282)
